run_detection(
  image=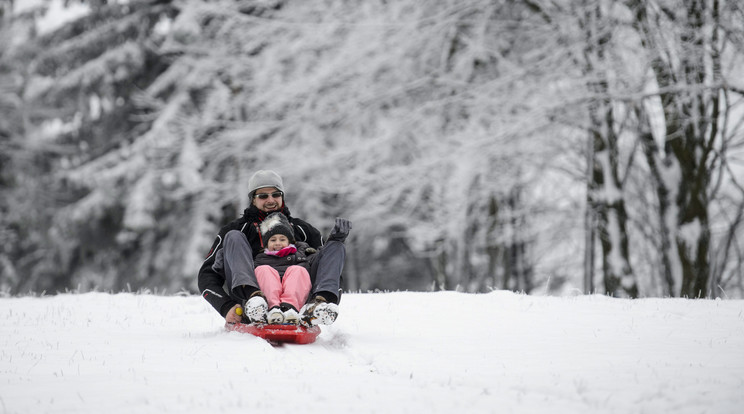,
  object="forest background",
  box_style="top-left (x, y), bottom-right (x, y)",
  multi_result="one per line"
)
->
top-left (1, 0), bottom-right (743, 299)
